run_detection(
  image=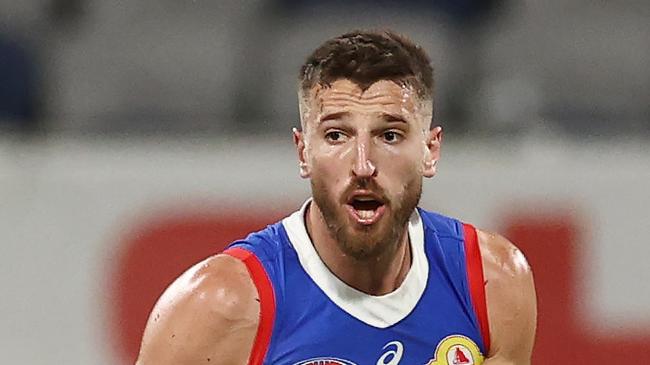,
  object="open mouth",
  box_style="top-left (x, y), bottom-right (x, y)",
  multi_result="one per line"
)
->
top-left (345, 194), bottom-right (387, 225)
